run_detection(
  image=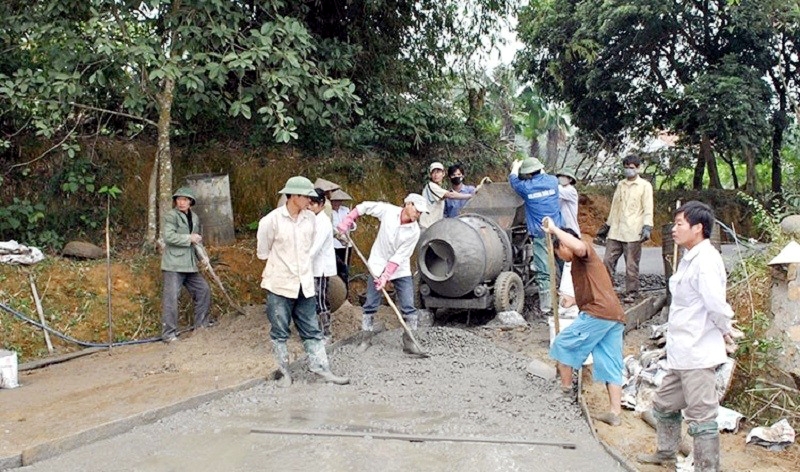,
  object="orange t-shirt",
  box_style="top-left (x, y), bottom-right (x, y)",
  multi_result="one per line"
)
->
top-left (569, 244), bottom-right (626, 323)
